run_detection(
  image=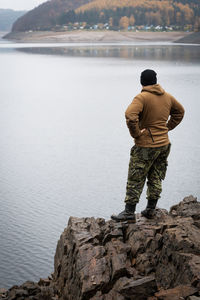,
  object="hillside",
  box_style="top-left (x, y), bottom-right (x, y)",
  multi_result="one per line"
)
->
top-left (12, 0), bottom-right (200, 33)
top-left (0, 9), bottom-right (26, 31)
top-left (69, 0), bottom-right (200, 30)
top-left (12, 0), bottom-right (92, 32)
